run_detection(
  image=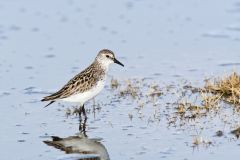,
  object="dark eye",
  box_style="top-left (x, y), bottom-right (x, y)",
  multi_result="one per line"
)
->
top-left (106, 55), bottom-right (110, 58)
